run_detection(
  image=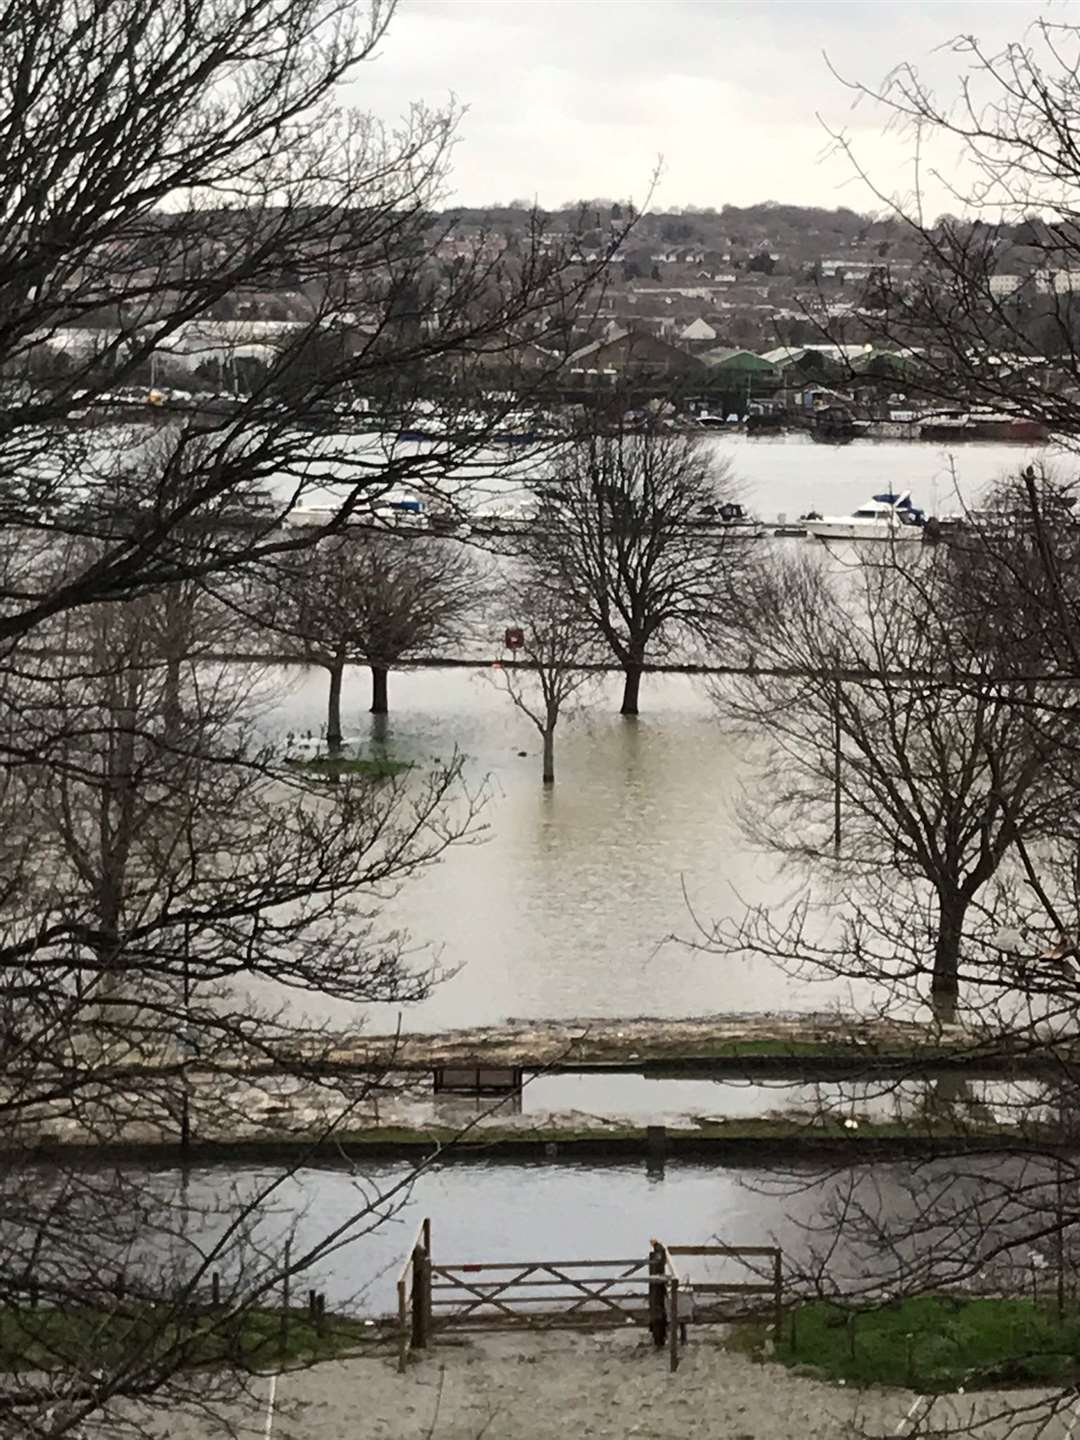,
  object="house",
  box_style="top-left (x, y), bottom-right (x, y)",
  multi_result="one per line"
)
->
top-left (678, 317), bottom-right (718, 347)
top-left (568, 327), bottom-right (705, 379)
top-left (700, 347), bottom-right (776, 373)
top-left (989, 274), bottom-right (1025, 298)
top-left (1034, 269), bottom-right (1080, 294)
